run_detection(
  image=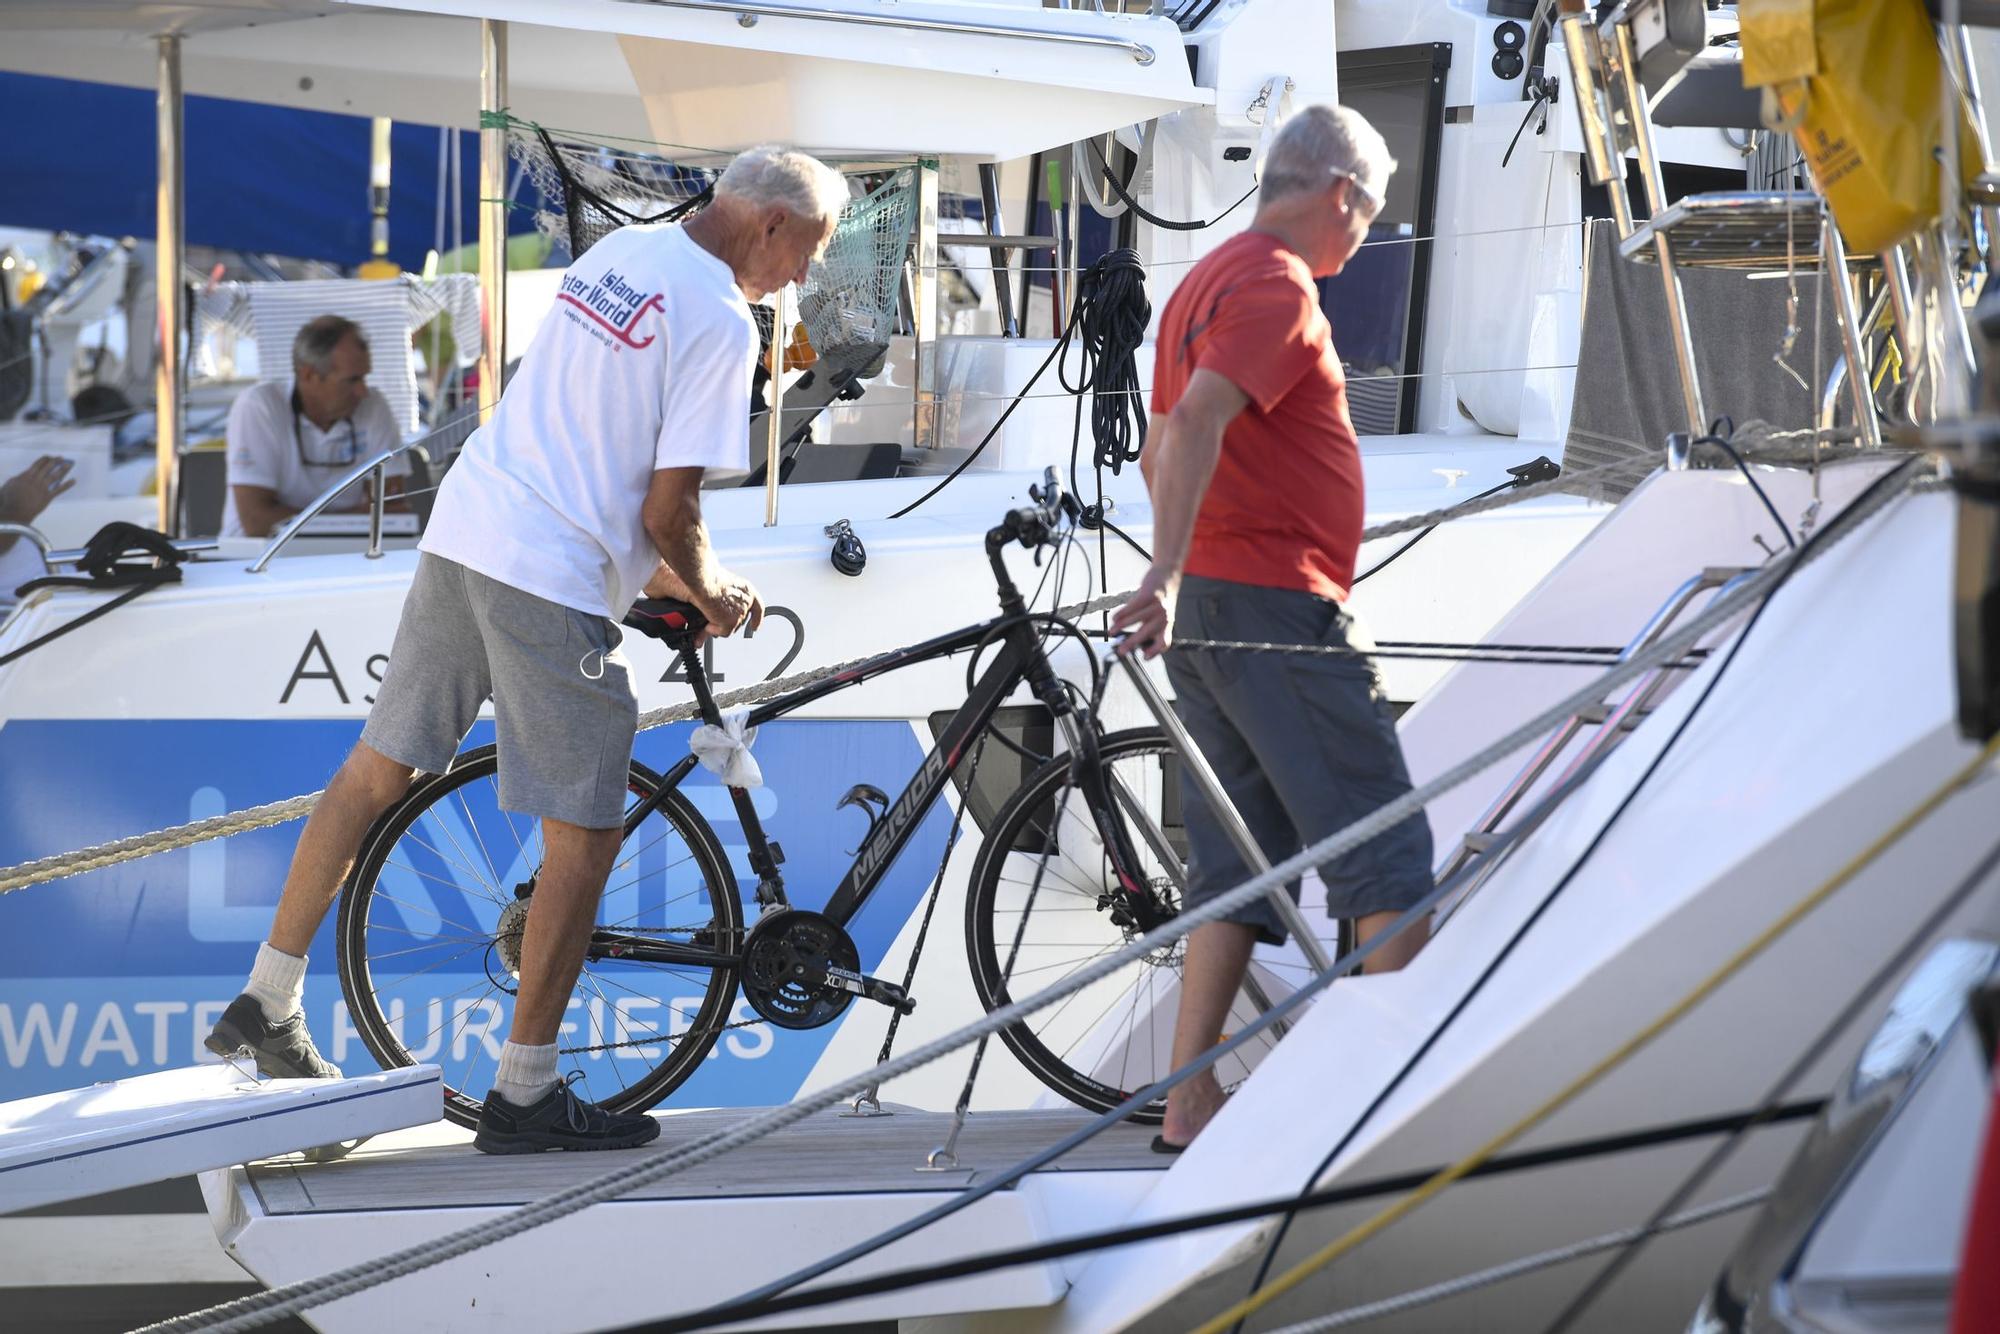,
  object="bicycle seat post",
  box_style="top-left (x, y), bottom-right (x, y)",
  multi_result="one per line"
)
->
top-left (676, 639), bottom-right (728, 729)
